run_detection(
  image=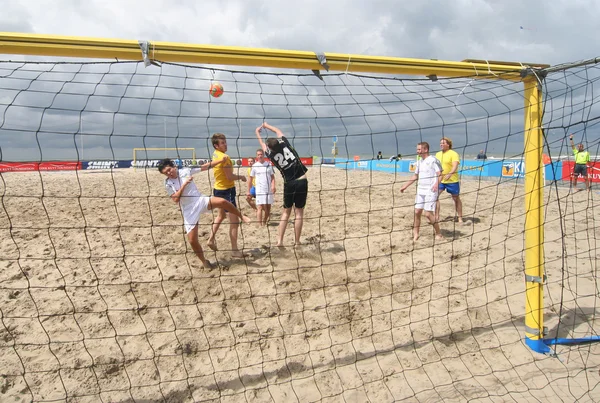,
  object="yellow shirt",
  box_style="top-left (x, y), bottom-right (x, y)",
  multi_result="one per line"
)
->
top-left (436, 149), bottom-right (460, 184)
top-left (247, 167), bottom-right (256, 186)
top-left (212, 150), bottom-right (235, 190)
top-left (573, 149), bottom-right (590, 165)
